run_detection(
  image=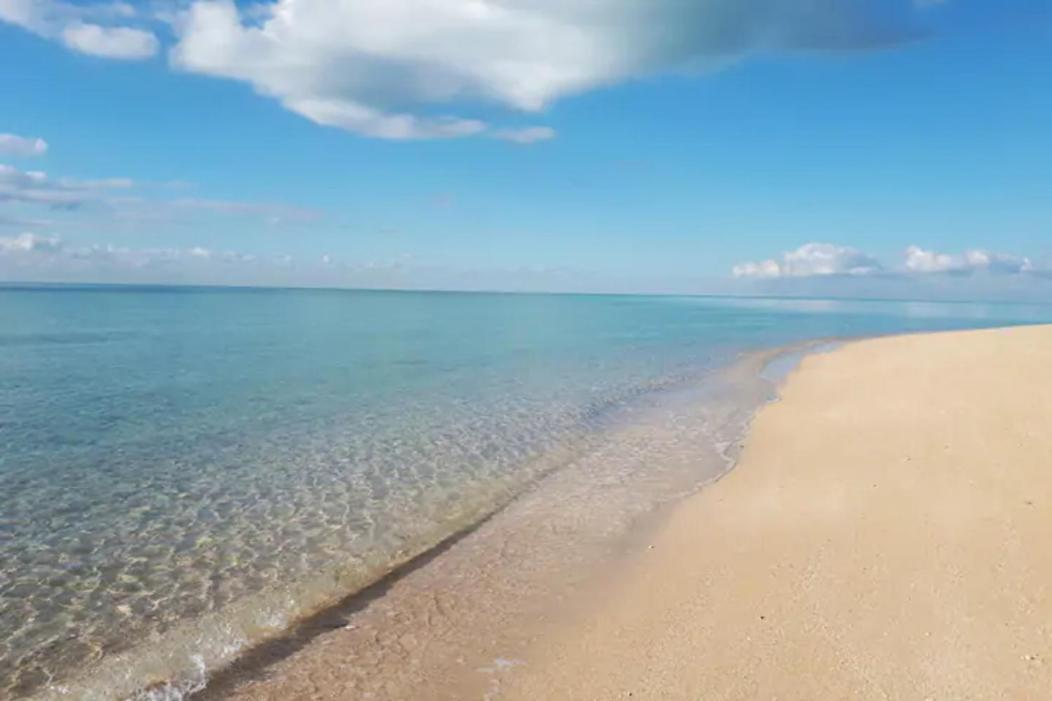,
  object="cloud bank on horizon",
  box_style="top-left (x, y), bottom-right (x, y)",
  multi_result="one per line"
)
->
top-left (2, 129), bottom-right (1049, 297)
top-left (1, 0), bottom-right (939, 140)
top-left (3, 2), bottom-right (1050, 299)
top-left (0, 230), bottom-right (618, 293)
top-left (733, 242), bottom-right (1045, 280)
